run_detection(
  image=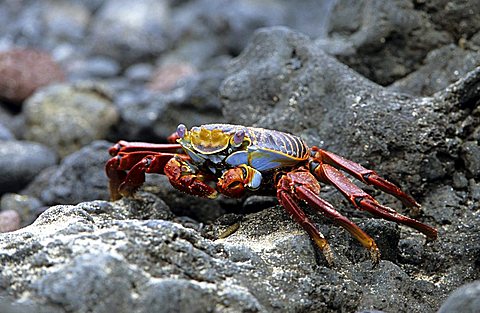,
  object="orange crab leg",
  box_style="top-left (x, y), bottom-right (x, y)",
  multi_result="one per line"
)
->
top-left (277, 171), bottom-right (380, 265)
top-left (311, 147), bottom-right (419, 208)
top-left (312, 163), bottom-right (438, 240)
